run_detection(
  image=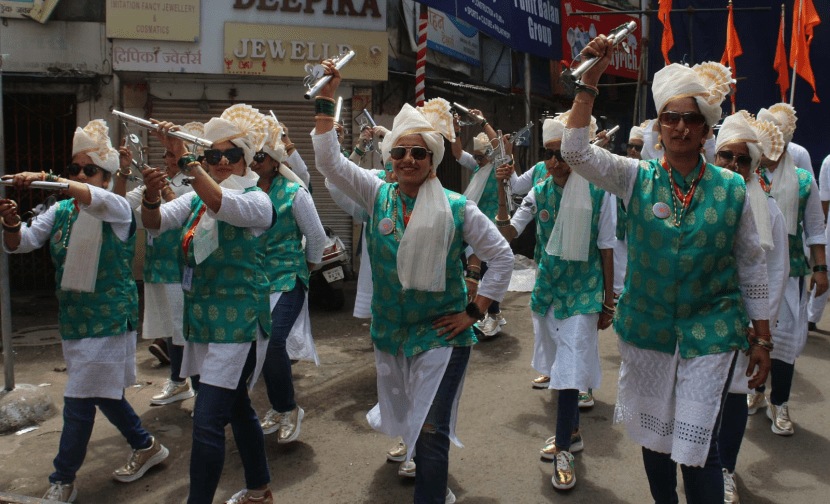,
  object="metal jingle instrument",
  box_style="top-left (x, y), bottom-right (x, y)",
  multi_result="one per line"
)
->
top-left (333, 97), bottom-right (344, 124)
top-left (355, 109), bottom-right (378, 151)
top-left (303, 50), bottom-right (356, 100)
top-left (451, 102), bottom-right (485, 127)
top-left (510, 121), bottom-right (535, 147)
top-left (491, 130), bottom-right (516, 213)
top-left (560, 21), bottom-right (637, 96)
top-left (1, 179), bottom-right (69, 190)
top-left (591, 125), bottom-right (620, 148)
top-left (111, 110), bottom-right (214, 149)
